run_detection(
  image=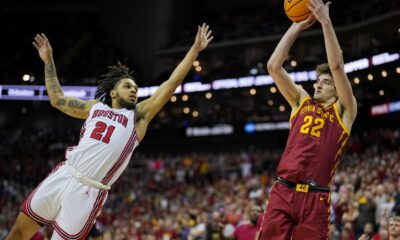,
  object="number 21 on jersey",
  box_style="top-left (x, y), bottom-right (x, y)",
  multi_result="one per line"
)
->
top-left (90, 121), bottom-right (115, 143)
top-left (300, 115), bottom-right (325, 137)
